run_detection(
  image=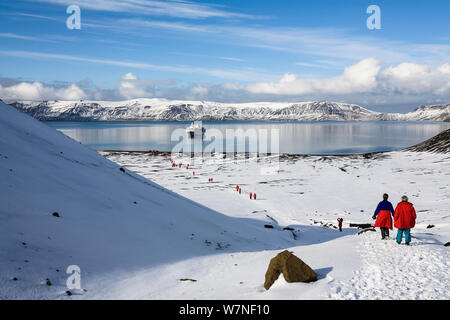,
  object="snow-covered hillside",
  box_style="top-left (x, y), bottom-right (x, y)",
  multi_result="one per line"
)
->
top-left (407, 104), bottom-right (450, 121)
top-left (8, 99), bottom-right (450, 122)
top-left (0, 101), bottom-right (296, 299)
